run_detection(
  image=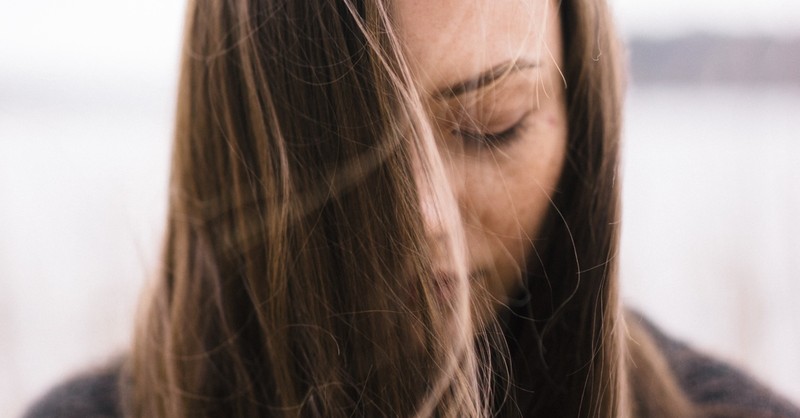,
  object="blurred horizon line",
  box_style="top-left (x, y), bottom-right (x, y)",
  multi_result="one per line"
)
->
top-left (1, 32), bottom-right (799, 92)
